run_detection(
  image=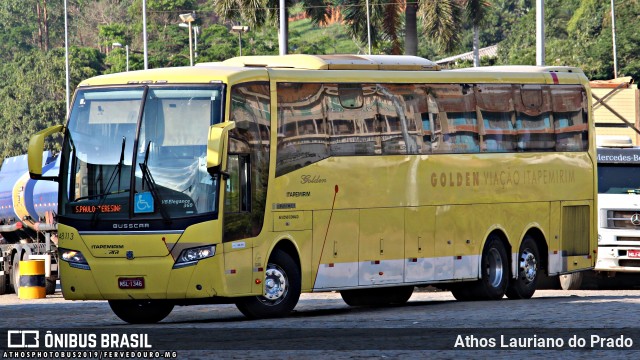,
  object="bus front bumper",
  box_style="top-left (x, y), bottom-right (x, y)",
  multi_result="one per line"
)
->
top-left (59, 255), bottom-right (224, 300)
